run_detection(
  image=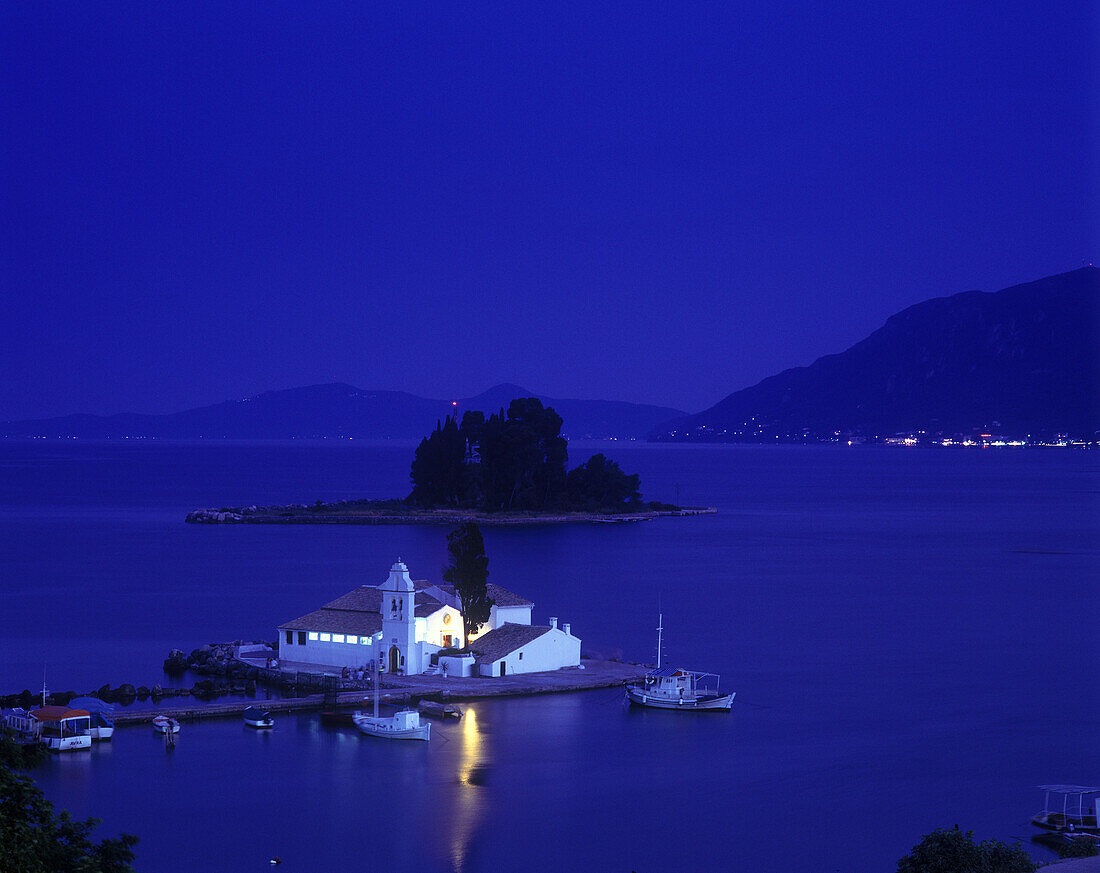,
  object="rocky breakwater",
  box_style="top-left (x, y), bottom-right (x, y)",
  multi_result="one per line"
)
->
top-left (162, 641), bottom-right (272, 698)
top-left (4, 682), bottom-right (177, 709)
top-left (186, 508), bottom-right (244, 523)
